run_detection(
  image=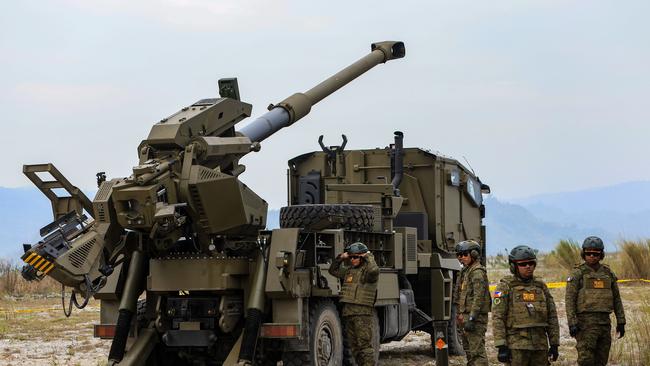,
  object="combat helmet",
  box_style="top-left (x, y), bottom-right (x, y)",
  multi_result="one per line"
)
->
top-left (508, 245), bottom-right (537, 274)
top-left (346, 242), bottom-right (369, 255)
top-left (582, 236), bottom-right (605, 259)
top-left (455, 240), bottom-right (482, 260)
